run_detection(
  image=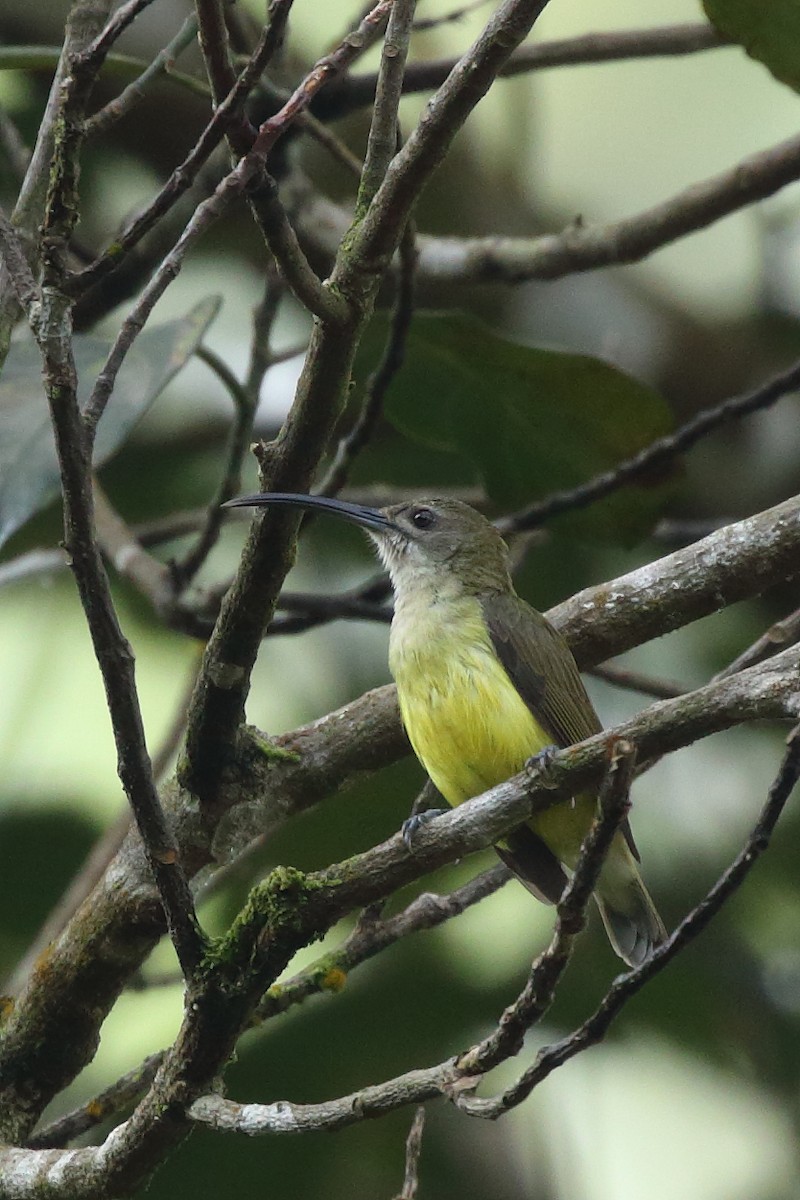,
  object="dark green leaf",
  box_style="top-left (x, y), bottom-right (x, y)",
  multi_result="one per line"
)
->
top-left (355, 312), bottom-right (673, 544)
top-left (703, 0), bottom-right (800, 92)
top-left (0, 296), bottom-right (221, 549)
